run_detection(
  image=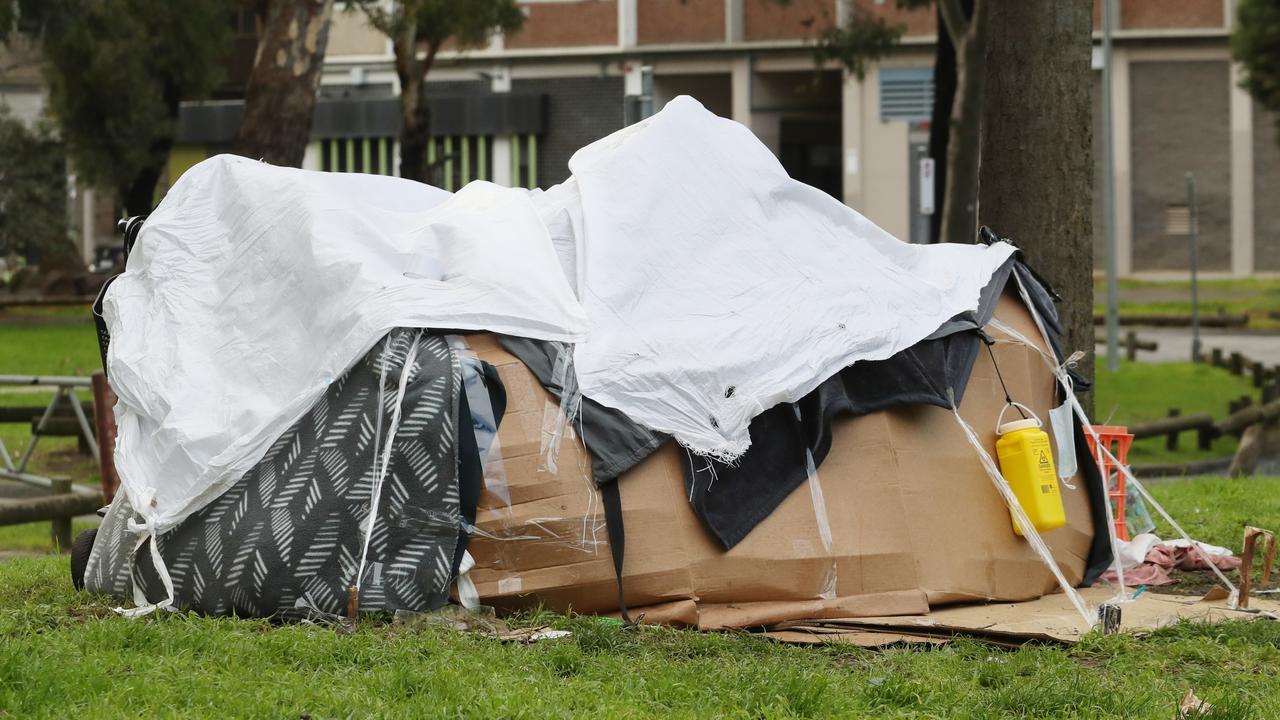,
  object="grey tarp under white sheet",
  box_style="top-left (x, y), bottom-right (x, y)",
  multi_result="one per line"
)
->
top-left (104, 95), bottom-right (1018, 546)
